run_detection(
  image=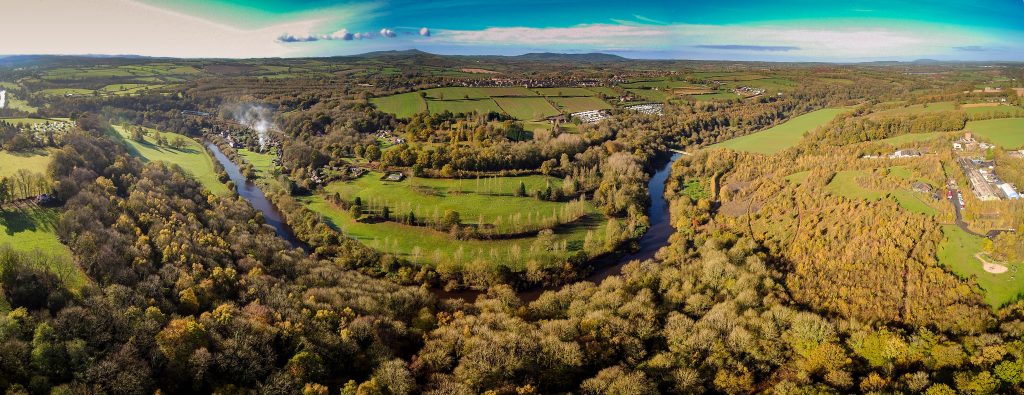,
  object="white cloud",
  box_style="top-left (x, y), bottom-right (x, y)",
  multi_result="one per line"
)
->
top-left (380, 28), bottom-right (397, 38)
top-left (419, 27), bottom-right (431, 37)
top-left (434, 22), bottom-right (1000, 60)
top-left (324, 29), bottom-right (354, 41)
